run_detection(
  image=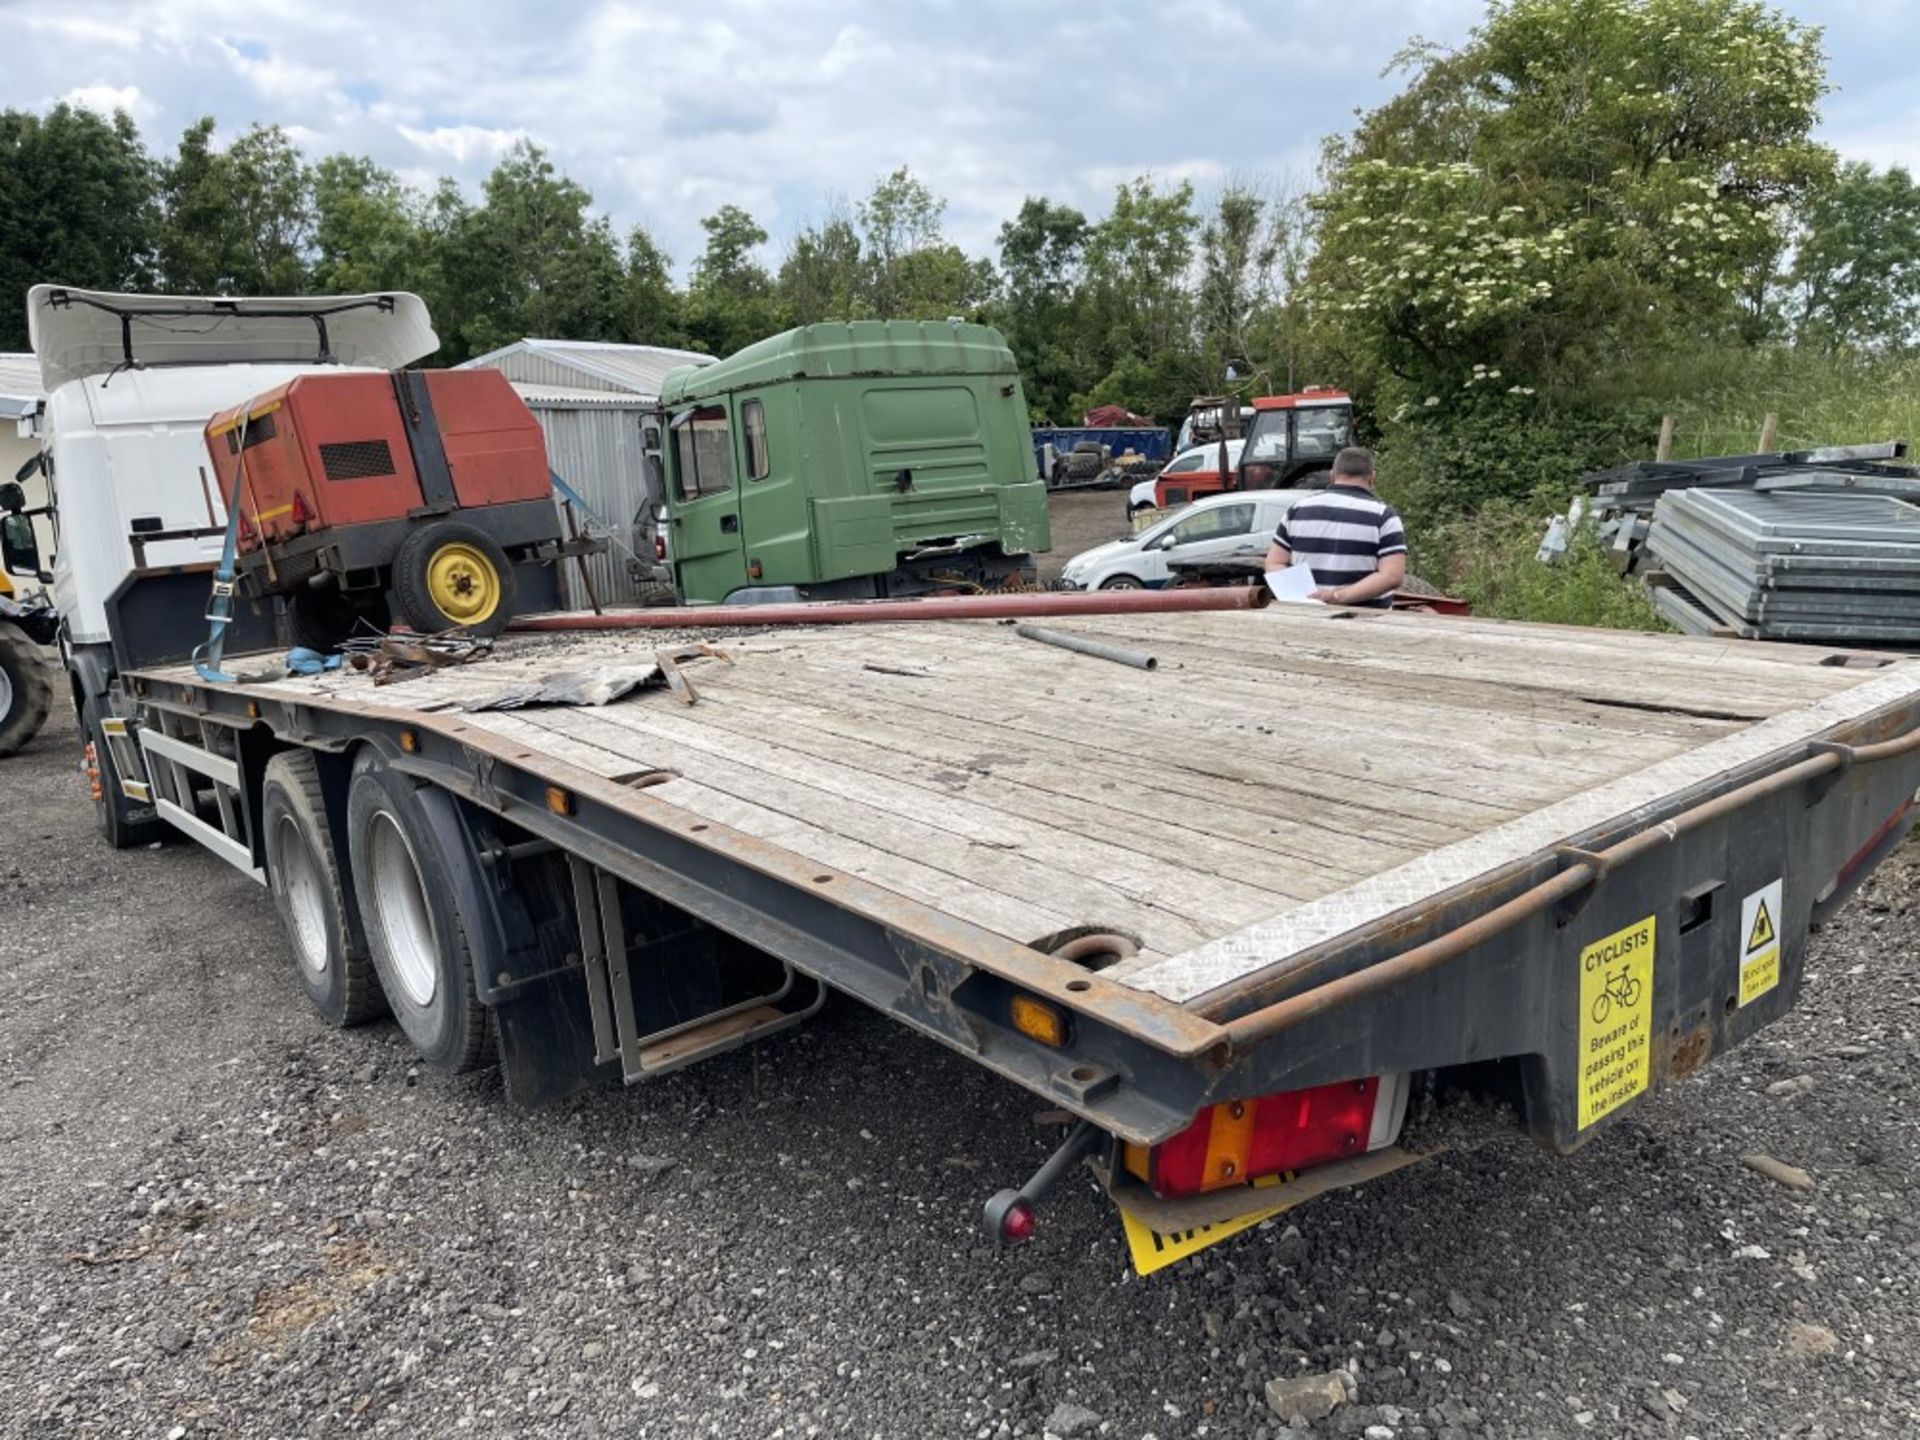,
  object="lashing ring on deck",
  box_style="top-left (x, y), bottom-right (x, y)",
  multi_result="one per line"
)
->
top-left (1040, 928), bottom-right (1141, 973)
